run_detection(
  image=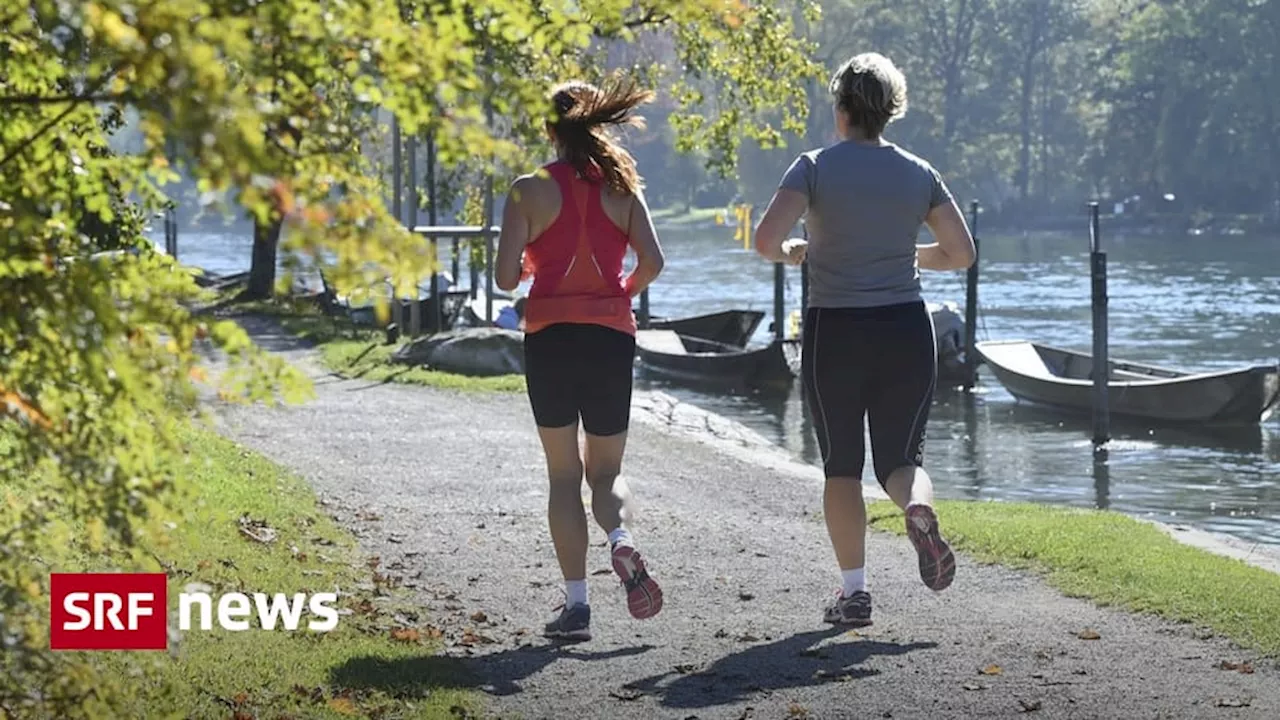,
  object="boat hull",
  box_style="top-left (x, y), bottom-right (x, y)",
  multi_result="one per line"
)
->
top-left (646, 309), bottom-right (765, 349)
top-left (636, 332), bottom-right (794, 392)
top-left (976, 340), bottom-right (1280, 426)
